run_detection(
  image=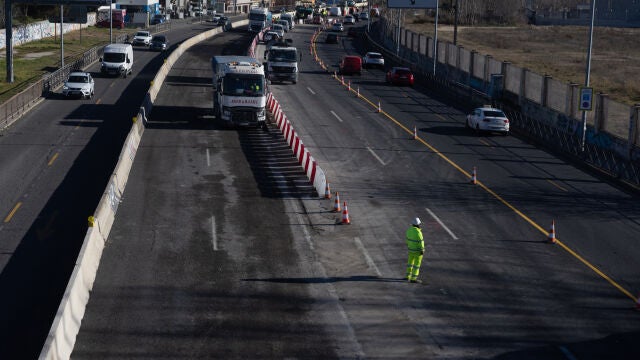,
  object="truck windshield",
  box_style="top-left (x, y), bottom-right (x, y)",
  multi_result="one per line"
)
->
top-left (269, 49), bottom-right (297, 62)
top-left (103, 53), bottom-right (125, 62)
top-left (222, 75), bottom-right (265, 97)
top-left (249, 13), bottom-right (266, 21)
